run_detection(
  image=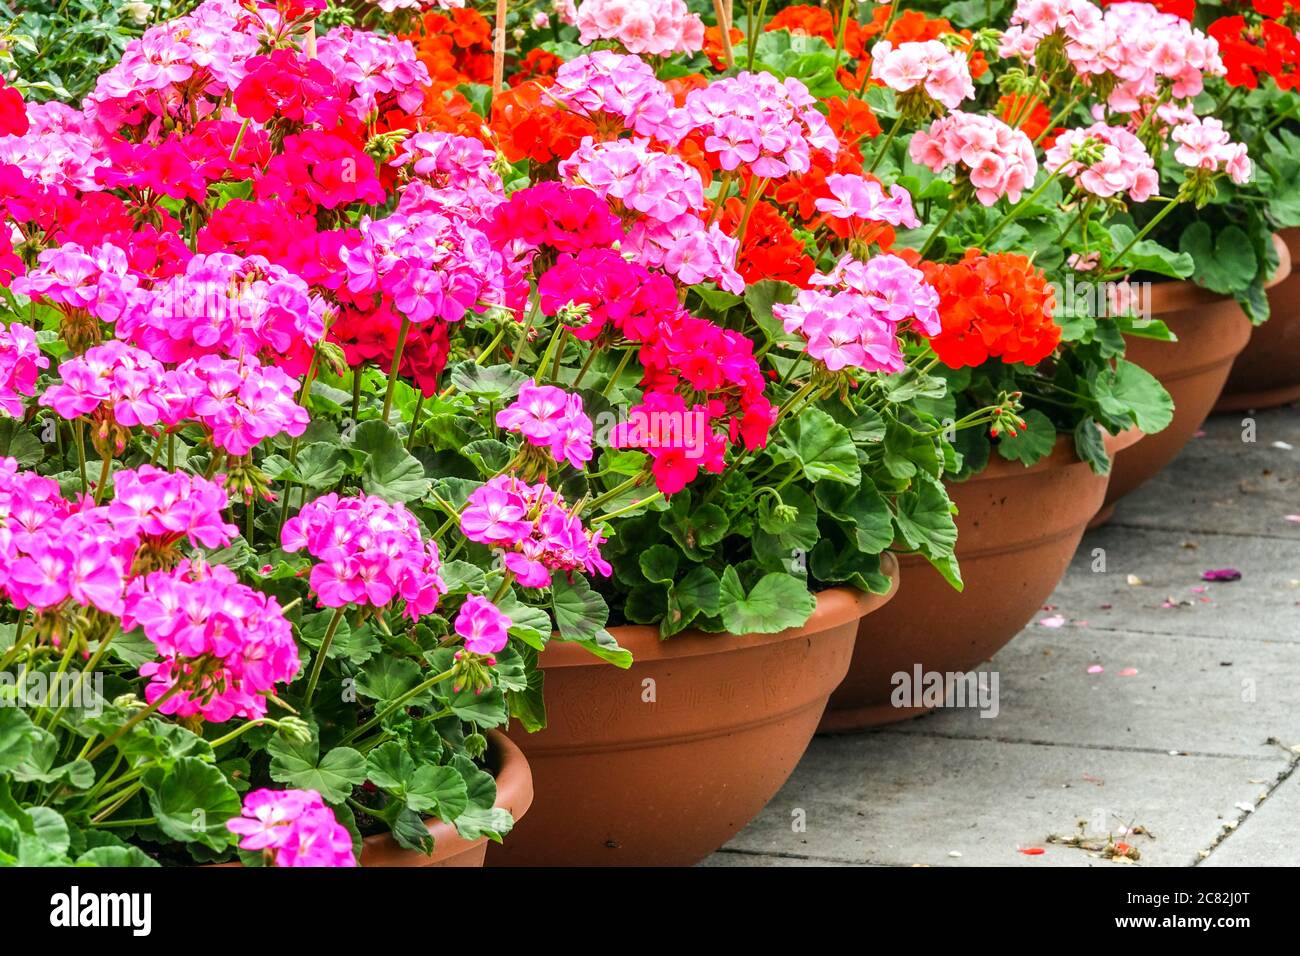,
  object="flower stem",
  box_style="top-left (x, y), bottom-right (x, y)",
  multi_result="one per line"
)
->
top-left (867, 114), bottom-right (904, 174)
top-left (303, 607), bottom-right (346, 708)
top-left (983, 168), bottom-right (1061, 246)
top-left (381, 315), bottom-right (411, 425)
top-left (917, 200), bottom-right (960, 259)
